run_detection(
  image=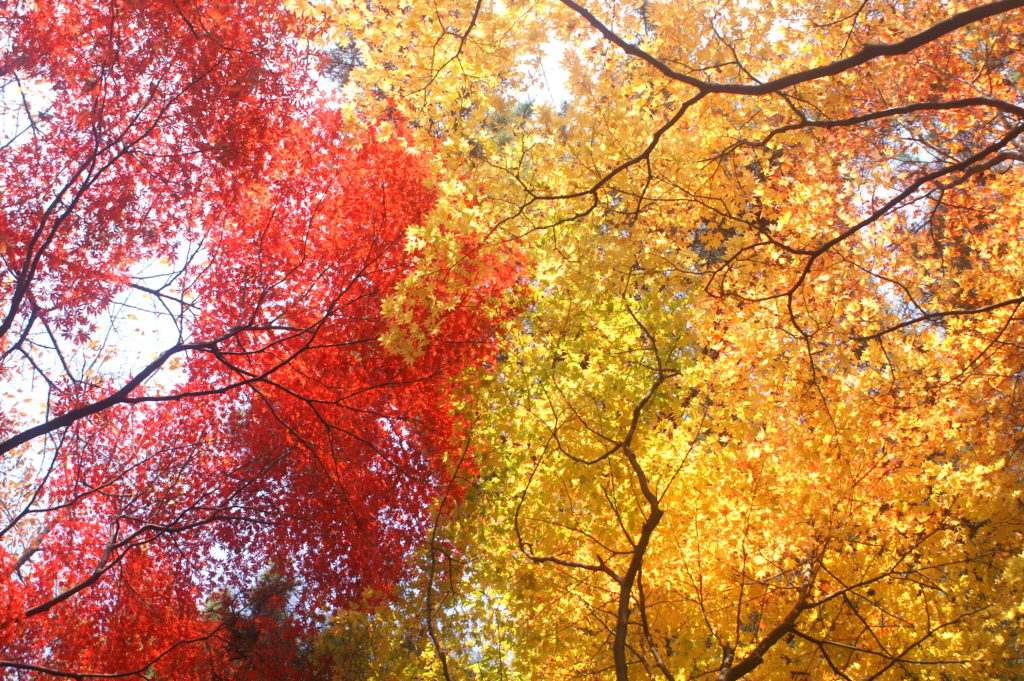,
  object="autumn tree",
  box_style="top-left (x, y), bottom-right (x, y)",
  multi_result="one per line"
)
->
top-left (0, 0), bottom-right (517, 678)
top-left (311, 0), bottom-right (1024, 678)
